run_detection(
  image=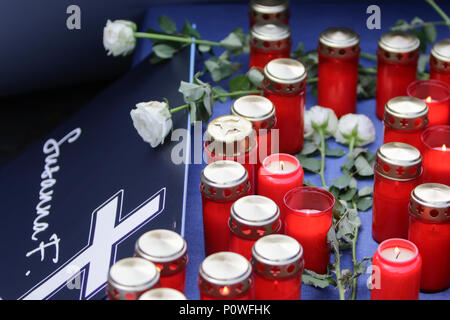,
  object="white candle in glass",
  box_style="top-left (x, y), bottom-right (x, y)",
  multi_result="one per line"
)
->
top-left (380, 246), bottom-right (415, 262)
